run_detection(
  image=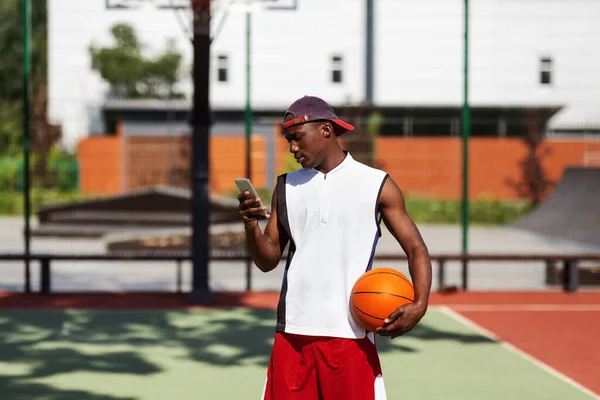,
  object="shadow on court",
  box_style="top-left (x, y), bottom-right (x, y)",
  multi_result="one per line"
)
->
top-left (376, 321), bottom-right (495, 352)
top-left (0, 308), bottom-right (494, 398)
